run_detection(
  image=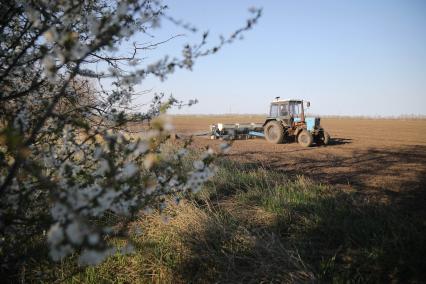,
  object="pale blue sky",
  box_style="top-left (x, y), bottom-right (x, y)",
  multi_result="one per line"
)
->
top-left (133, 0), bottom-right (426, 116)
